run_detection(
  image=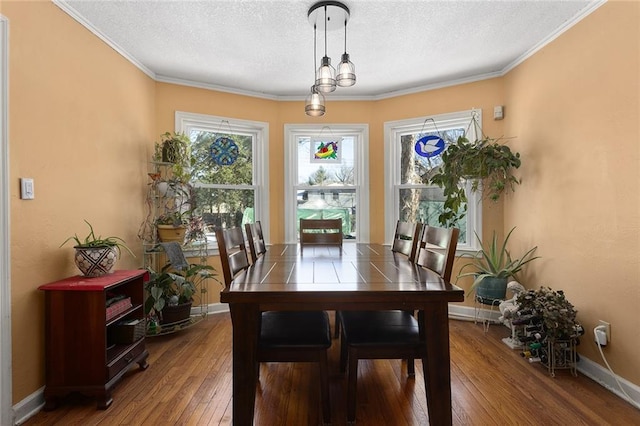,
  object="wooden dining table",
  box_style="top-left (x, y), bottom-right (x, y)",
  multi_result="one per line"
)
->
top-left (220, 243), bottom-right (464, 425)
